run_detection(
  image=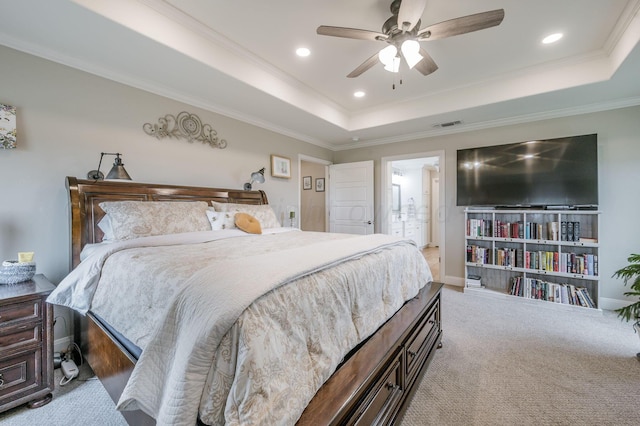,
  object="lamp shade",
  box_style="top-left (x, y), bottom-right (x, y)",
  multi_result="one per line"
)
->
top-left (379, 45), bottom-right (400, 73)
top-left (244, 167), bottom-right (265, 190)
top-left (401, 40), bottom-right (423, 69)
top-left (251, 168), bottom-right (265, 184)
top-left (378, 45), bottom-right (397, 66)
top-left (105, 155), bottom-right (132, 180)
